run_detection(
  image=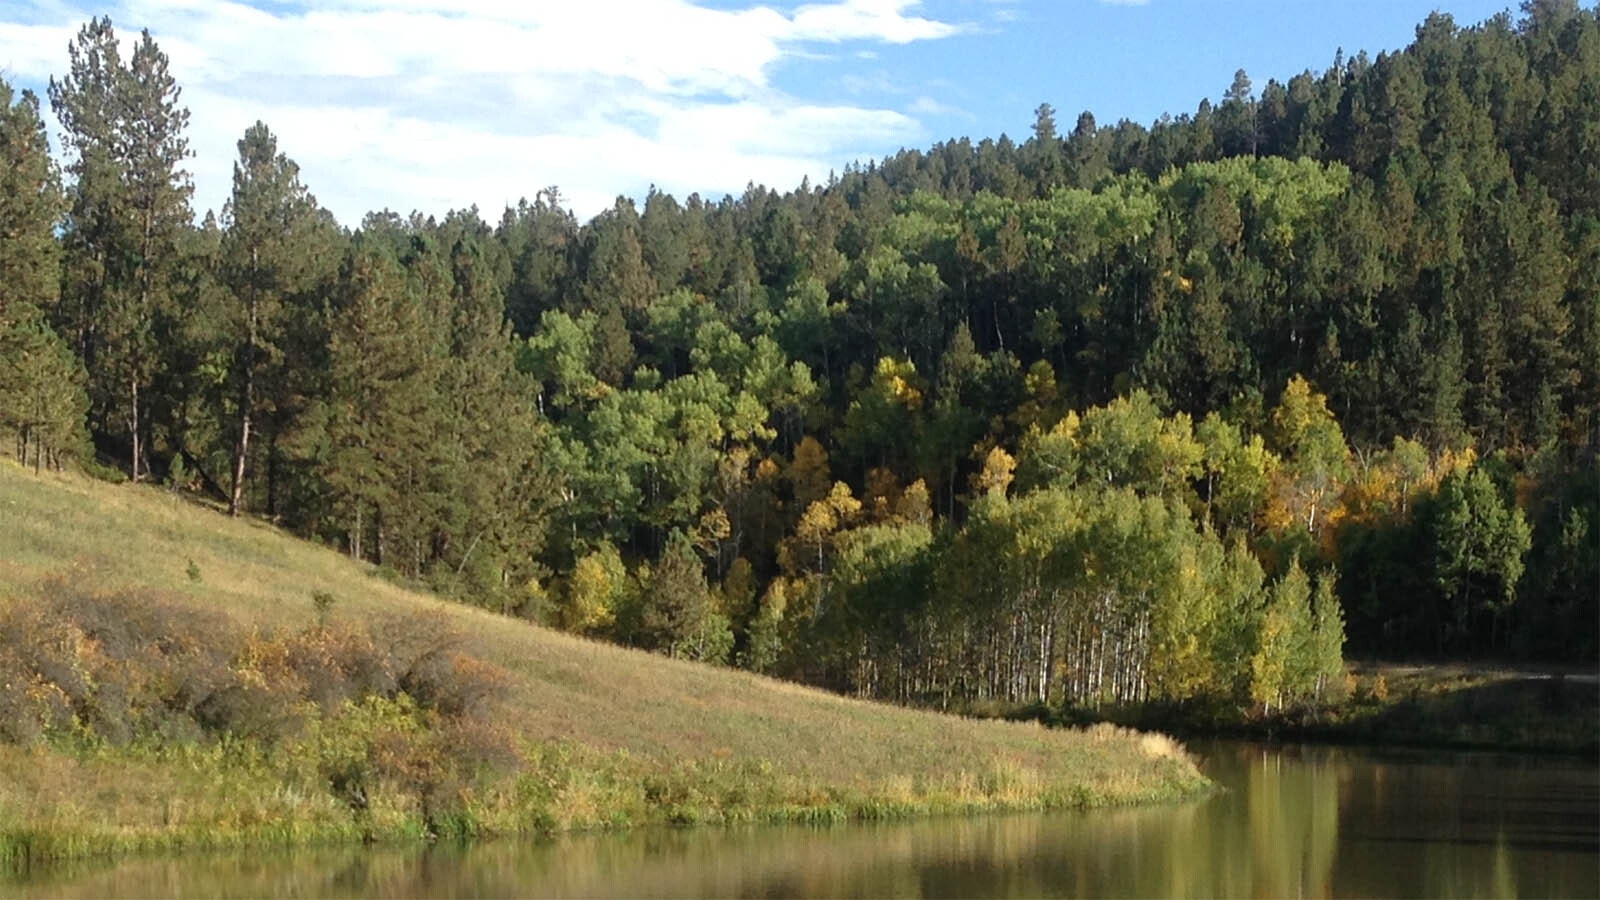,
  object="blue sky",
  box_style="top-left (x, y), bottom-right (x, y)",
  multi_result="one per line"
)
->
top-left (0, 0), bottom-right (1517, 226)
